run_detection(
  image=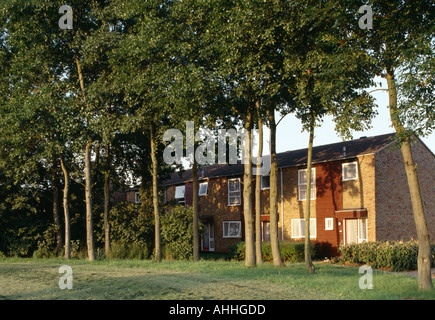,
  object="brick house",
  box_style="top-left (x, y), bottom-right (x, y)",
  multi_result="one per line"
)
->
top-left (160, 133), bottom-right (435, 257)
